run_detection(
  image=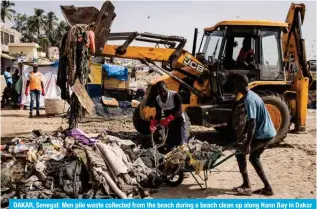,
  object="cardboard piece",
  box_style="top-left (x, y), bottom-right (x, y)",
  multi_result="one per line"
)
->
top-left (71, 79), bottom-right (96, 115)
